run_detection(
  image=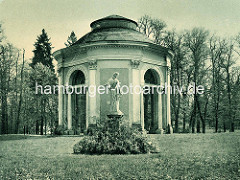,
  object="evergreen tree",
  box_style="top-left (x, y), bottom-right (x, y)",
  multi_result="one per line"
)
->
top-left (64, 31), bottom-right (77, 47)
top-left (31, 29), bottom-right (54, 71)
